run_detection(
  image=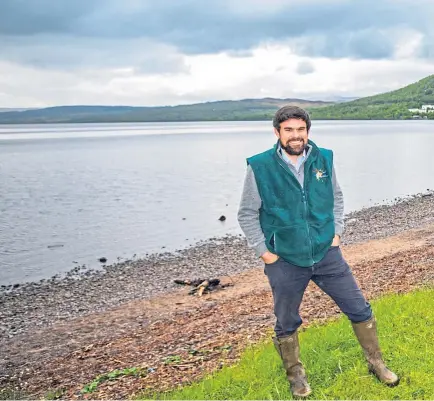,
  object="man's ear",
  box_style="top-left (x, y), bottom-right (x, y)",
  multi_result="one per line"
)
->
top-left (273, 128), bottom-right (280, 139)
